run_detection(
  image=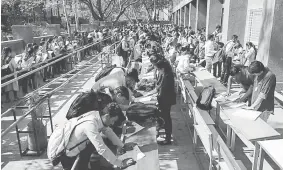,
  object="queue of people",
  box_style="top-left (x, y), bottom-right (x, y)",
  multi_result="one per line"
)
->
top-left (1, 28), bottom-right (120, 104)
